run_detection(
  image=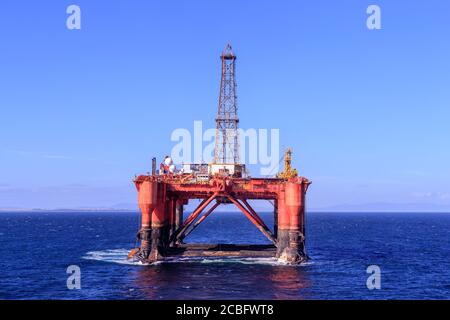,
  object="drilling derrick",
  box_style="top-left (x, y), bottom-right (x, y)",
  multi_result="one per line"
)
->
top-left (214, 44), bottom-right (240, 164)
